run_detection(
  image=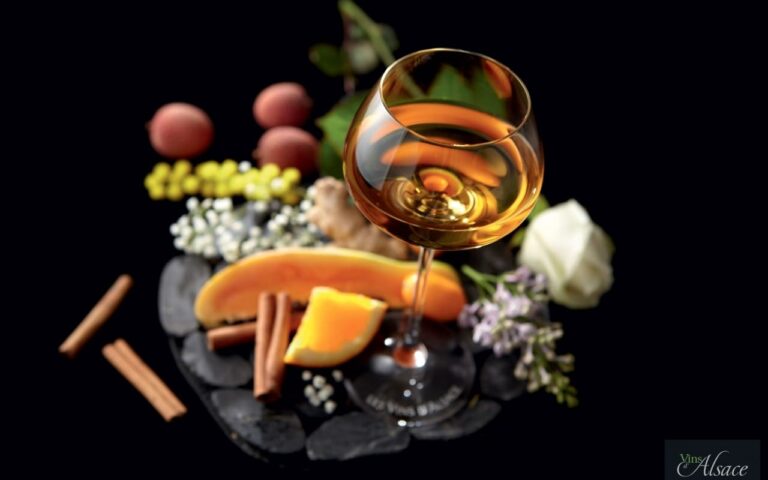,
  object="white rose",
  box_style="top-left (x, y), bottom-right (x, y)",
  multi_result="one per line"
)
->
top-left (518, 199), bottom-right (614, 309)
